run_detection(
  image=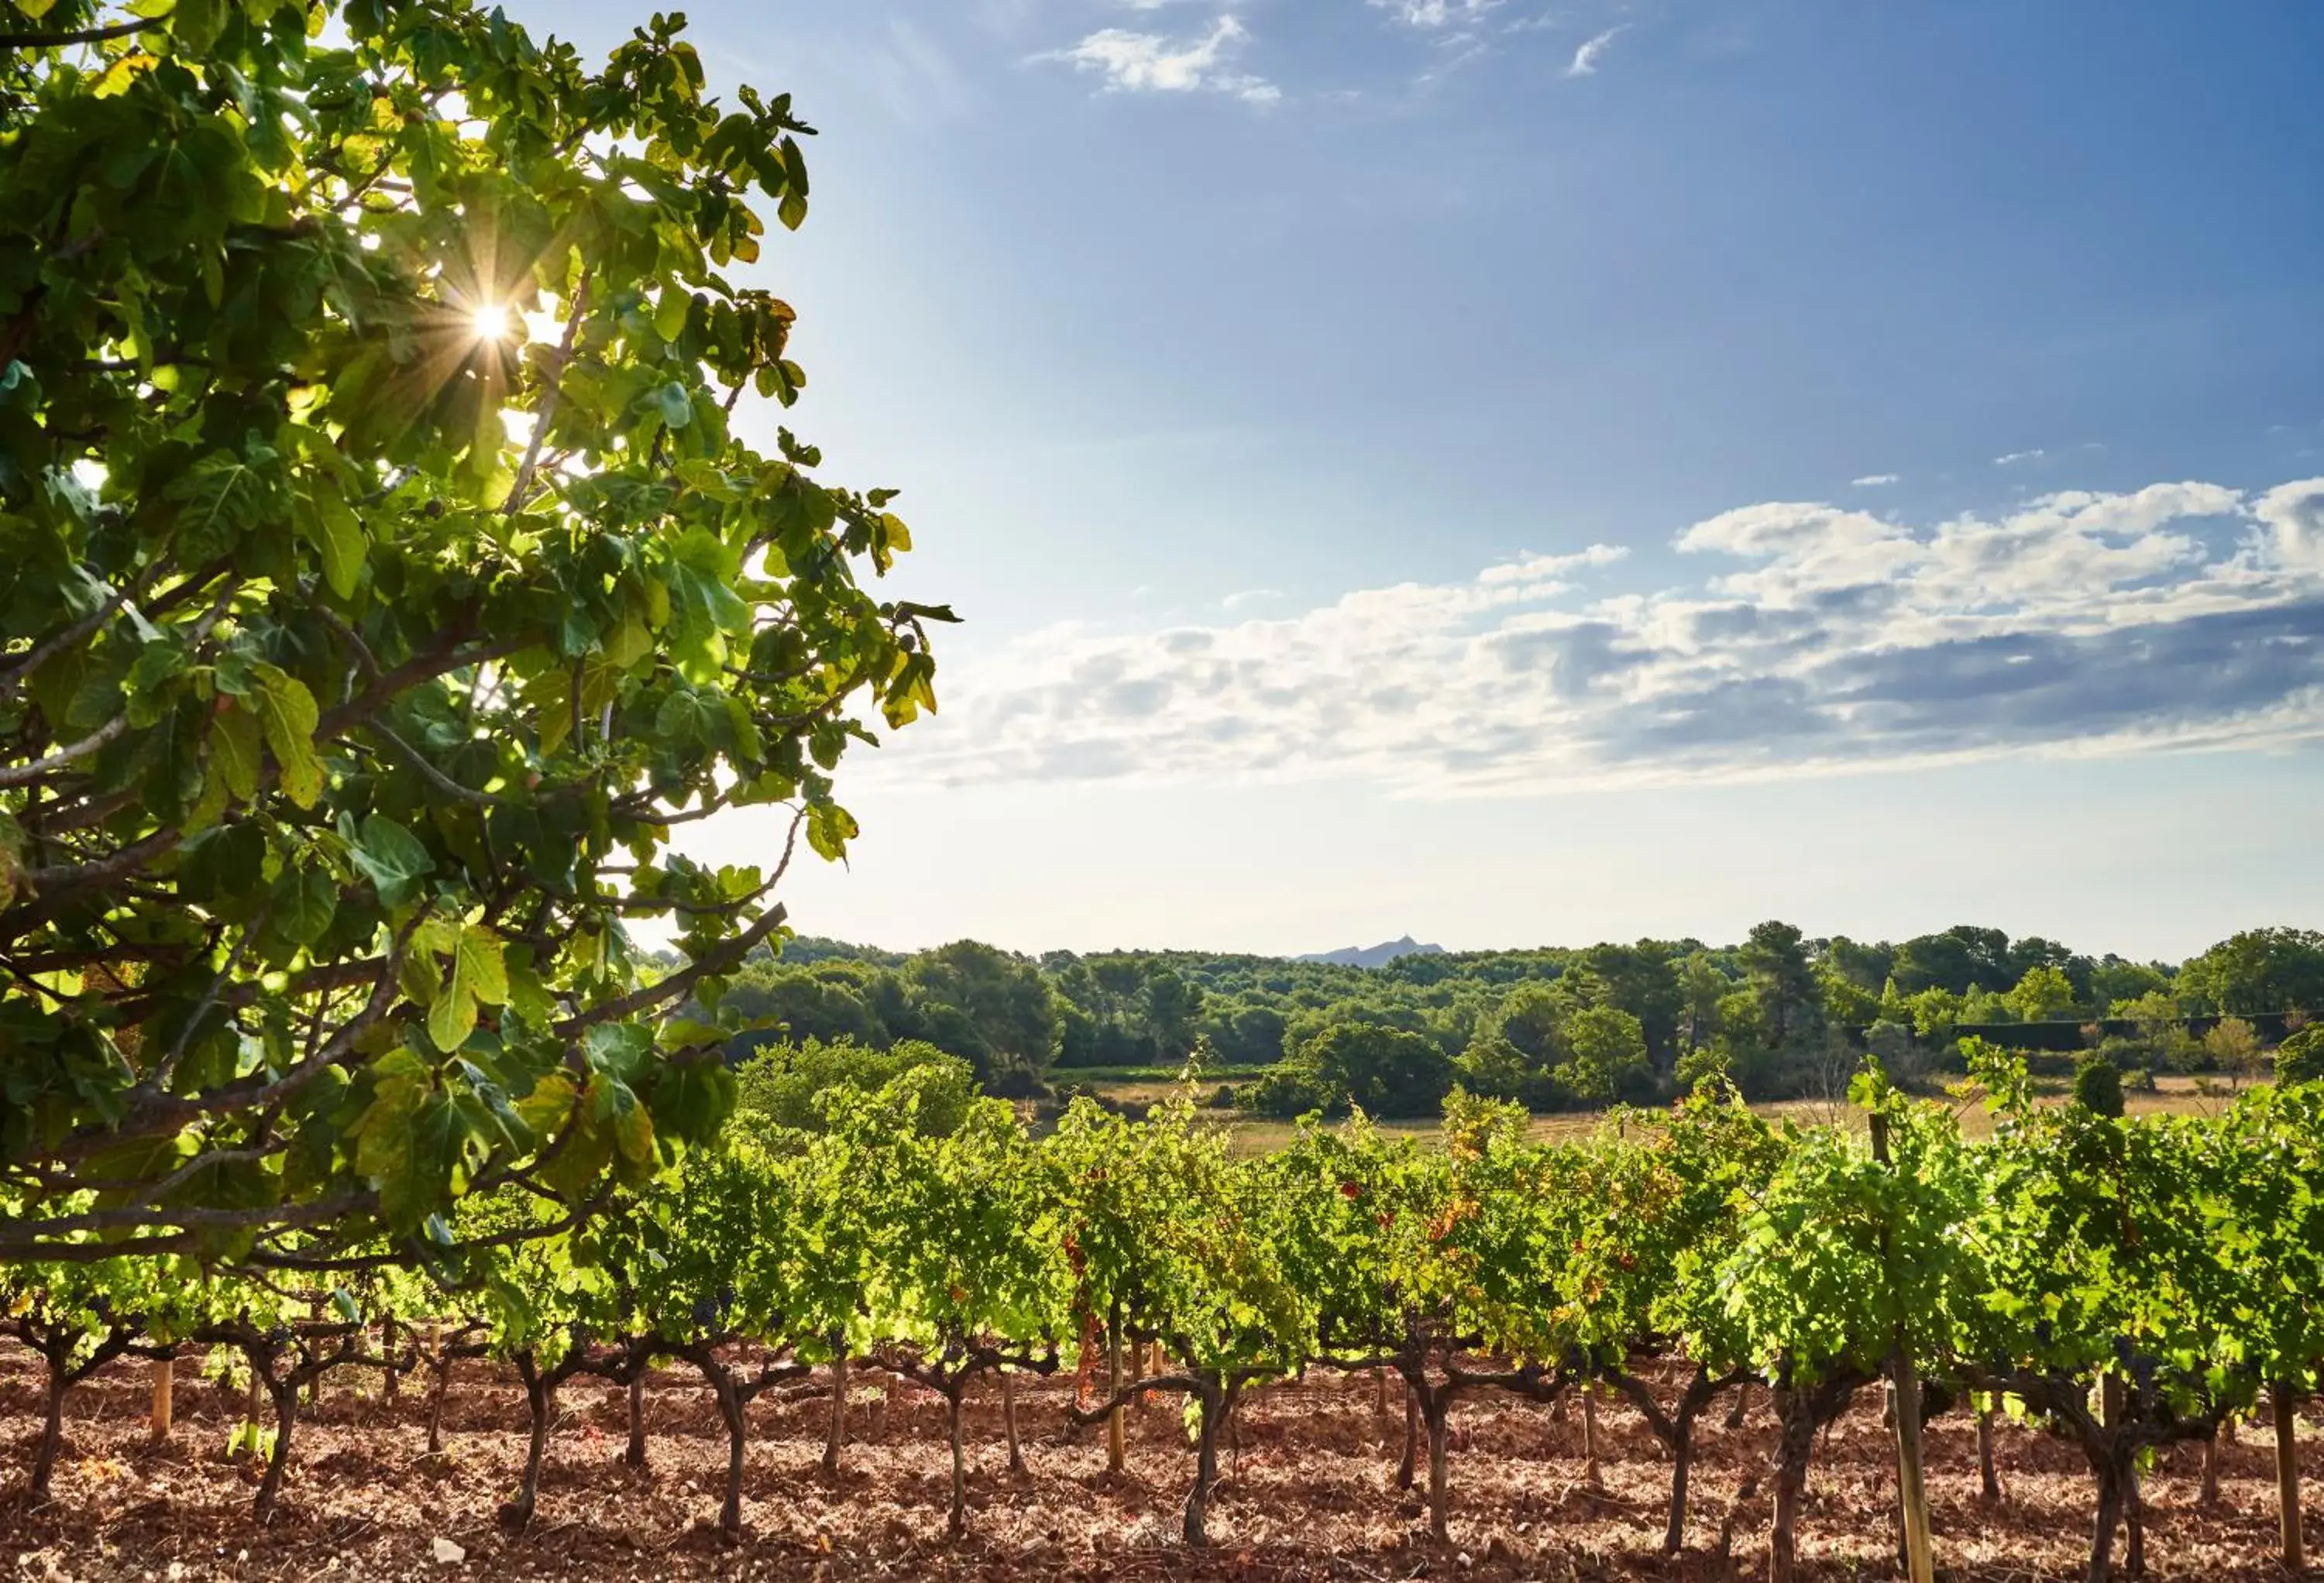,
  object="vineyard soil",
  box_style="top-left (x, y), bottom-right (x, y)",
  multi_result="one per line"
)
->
top-left (2, 1349), bottom-right (2309, 1581)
